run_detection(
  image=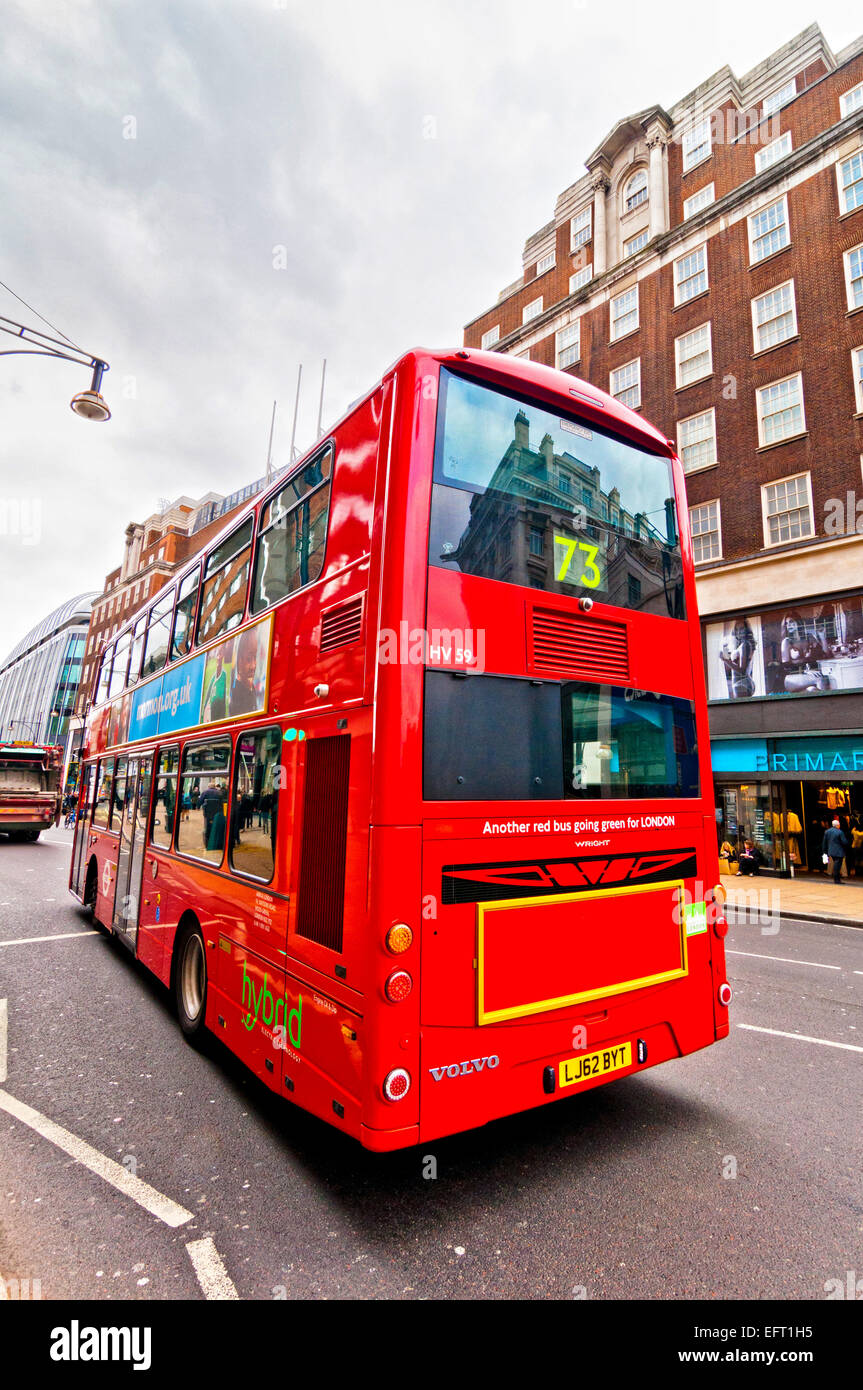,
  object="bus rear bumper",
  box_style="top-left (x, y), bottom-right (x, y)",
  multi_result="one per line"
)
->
top-left (359, 1121), bottom-right (420, 1153)
top-left (417, 1017), bottom-right (715, 1145)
